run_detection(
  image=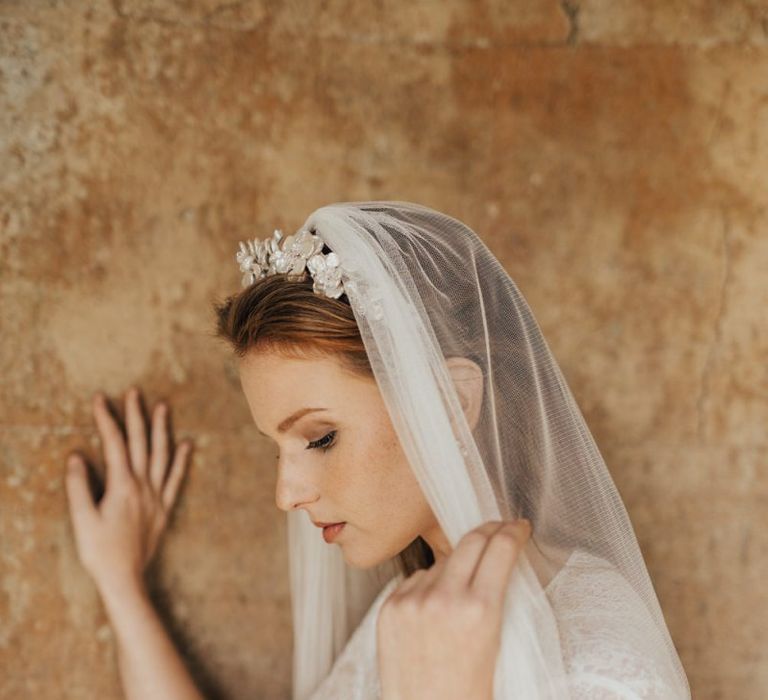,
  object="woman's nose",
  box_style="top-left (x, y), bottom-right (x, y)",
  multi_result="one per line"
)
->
top-left (274, 460), bottom-right (319, 512)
